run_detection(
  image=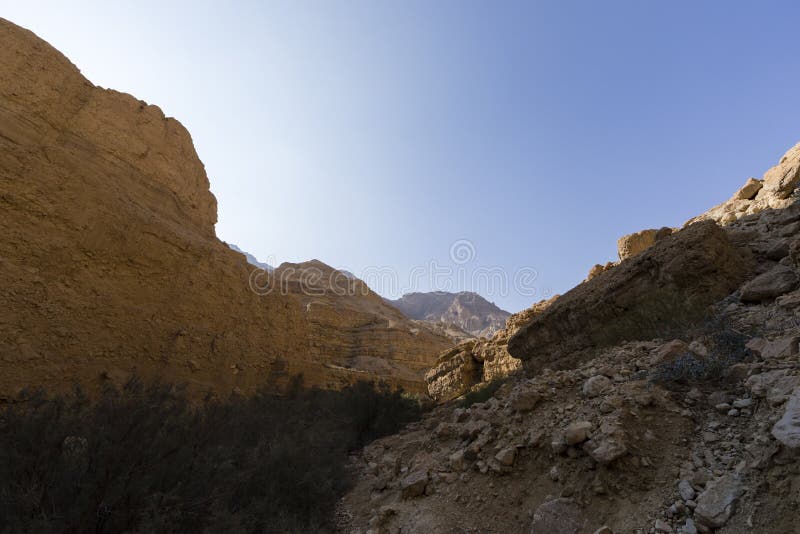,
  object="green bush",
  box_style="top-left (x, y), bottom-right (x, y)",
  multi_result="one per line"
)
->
top-left (0, 377), bottom-right (422, 533)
